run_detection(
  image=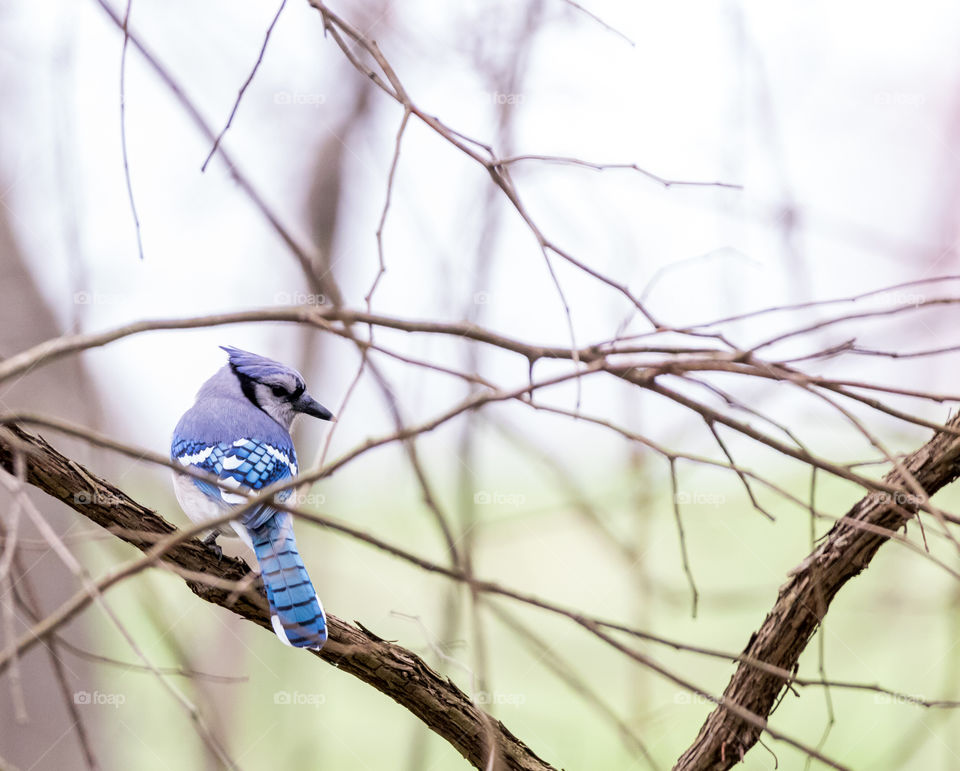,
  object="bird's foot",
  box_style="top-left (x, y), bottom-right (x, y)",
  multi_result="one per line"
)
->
top-left (201, 531), bottom-right (223, 562)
